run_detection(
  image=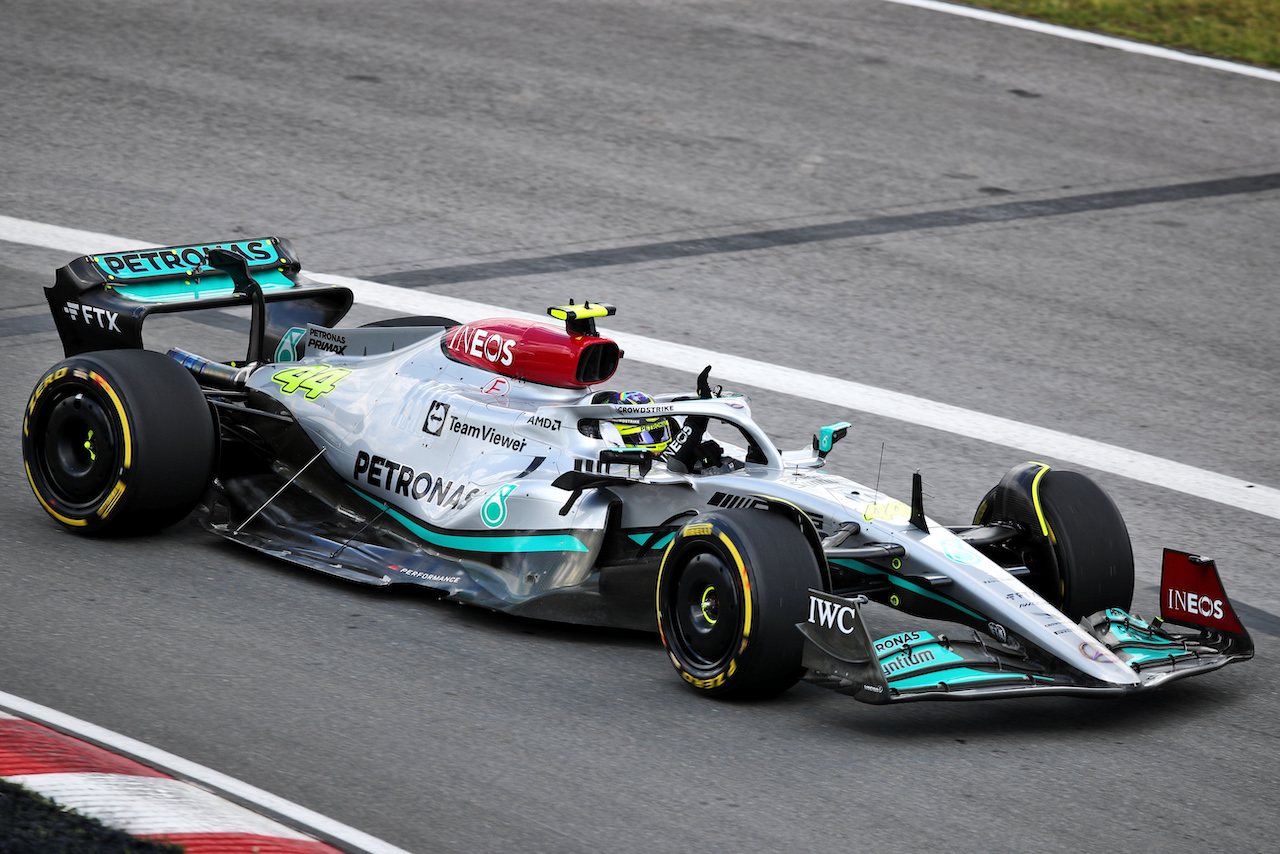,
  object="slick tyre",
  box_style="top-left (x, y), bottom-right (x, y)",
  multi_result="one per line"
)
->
top-left (23, 349), bottom-right (215, 535)
top-left (976, 463), bottom-right (1134, 621)
top-left (657, 509), bottom-right (822, 699)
